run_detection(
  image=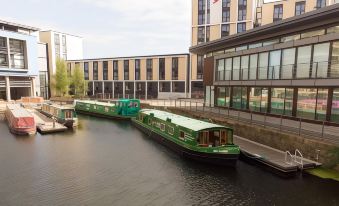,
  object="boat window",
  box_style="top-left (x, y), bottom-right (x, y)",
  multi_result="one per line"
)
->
top-left (134, 102), bottom-right (139, 108)
top-left (148, 117), bottom-right (151, 125)
top-left (105, 107), bottom-right (109, 112)
top-left (167, 126), bottom-right (174, 135)
top-left (128, 102), bottom-right (133, 108)
top-left (227, 130), bottom-right (233, 144)
top-left (179, 131), bottom-right (185, 141)
top-left (220, 130), bottom-right (228, 145)
top-left (65, 110), bottom-right (73, 119)
top-left (94, 105), bottom-right (97, 110)
top-left (86, 104), bottom-right (90, 107)
top-left (197, 131), bottom-right (209, 147)
top-left (160, 123), bottom-right (165, 131)
top-left (209, 131), bottom-right (220, 147)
